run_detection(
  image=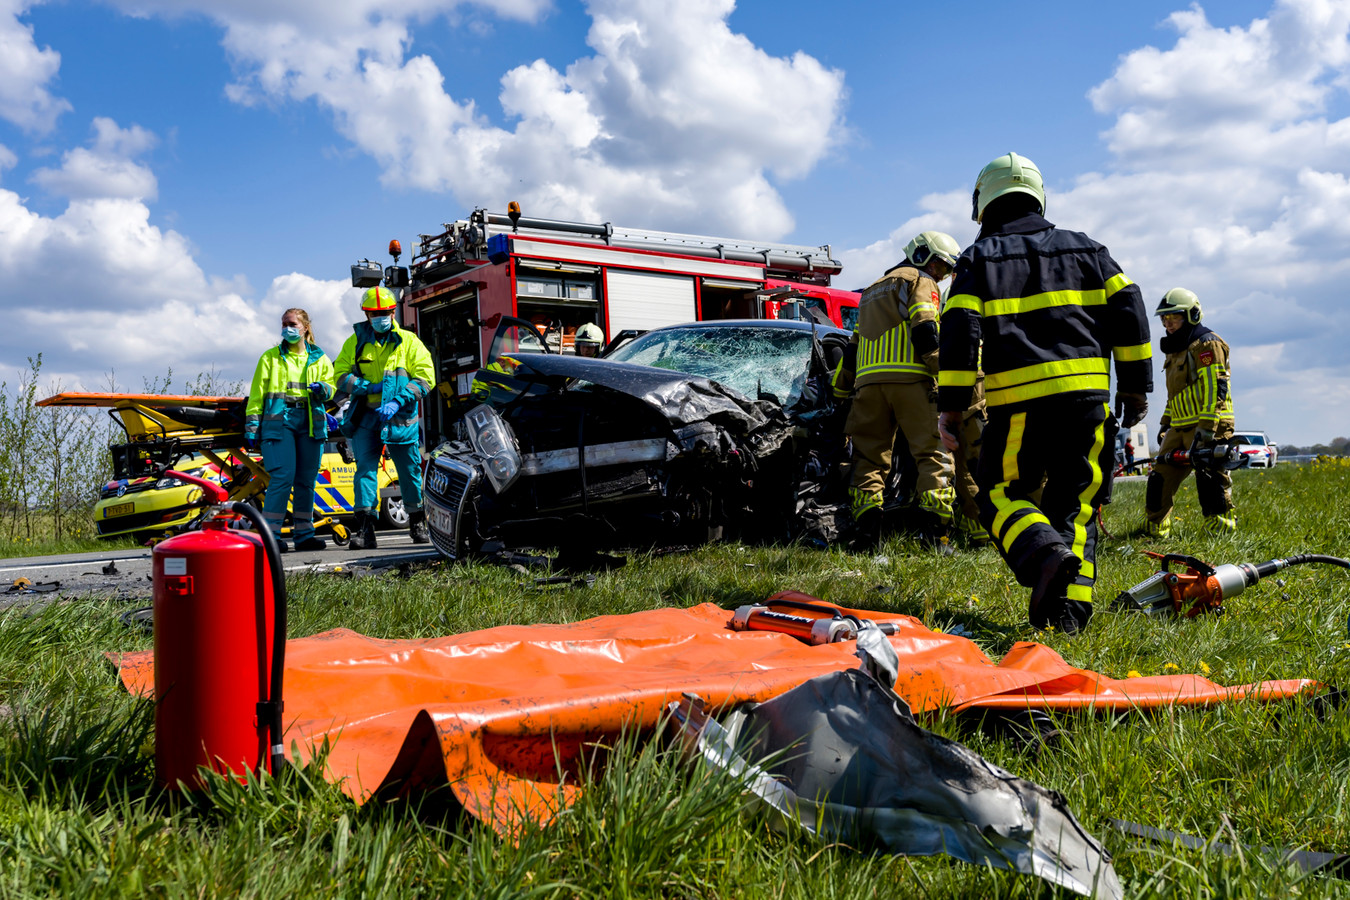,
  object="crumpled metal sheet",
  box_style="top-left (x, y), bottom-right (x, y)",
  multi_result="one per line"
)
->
top-left (112, 598), bottom-right (1318, 835)
top-left (668, 626), bottom-right (1122, 899)
top-left (506, 355), bottom-right (789, 457)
